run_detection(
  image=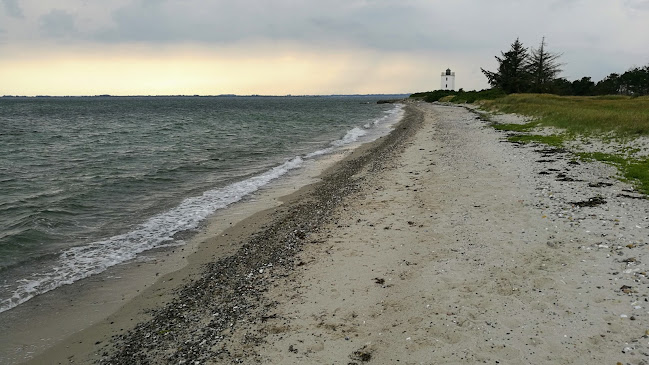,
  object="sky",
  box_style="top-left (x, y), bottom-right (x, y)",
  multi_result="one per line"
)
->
top-left (1, 0), bottom-right (648, 96)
